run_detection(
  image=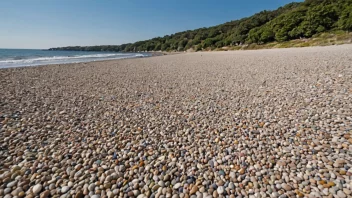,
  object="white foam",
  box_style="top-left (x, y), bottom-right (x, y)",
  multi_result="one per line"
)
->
top-left (135, 54), bottom-right (147, 57)
top-left (0, 53), bottom-right (150, 68)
